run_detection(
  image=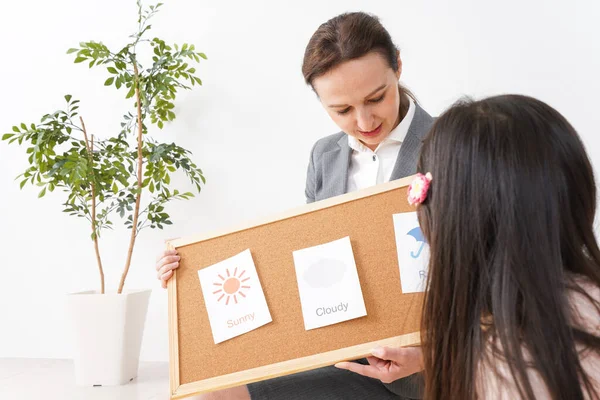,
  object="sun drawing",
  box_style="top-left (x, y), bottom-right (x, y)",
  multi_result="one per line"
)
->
top-left (212, 267), bottom-right (250, 305)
